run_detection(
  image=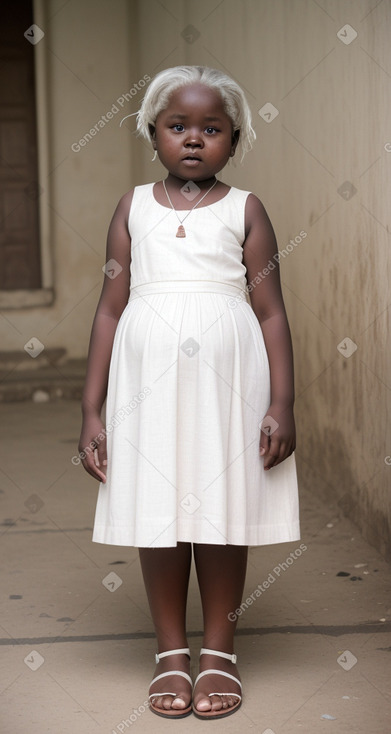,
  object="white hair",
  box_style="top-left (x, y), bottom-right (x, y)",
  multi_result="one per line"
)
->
top-left (135, 65), bottom-right (256, 162)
